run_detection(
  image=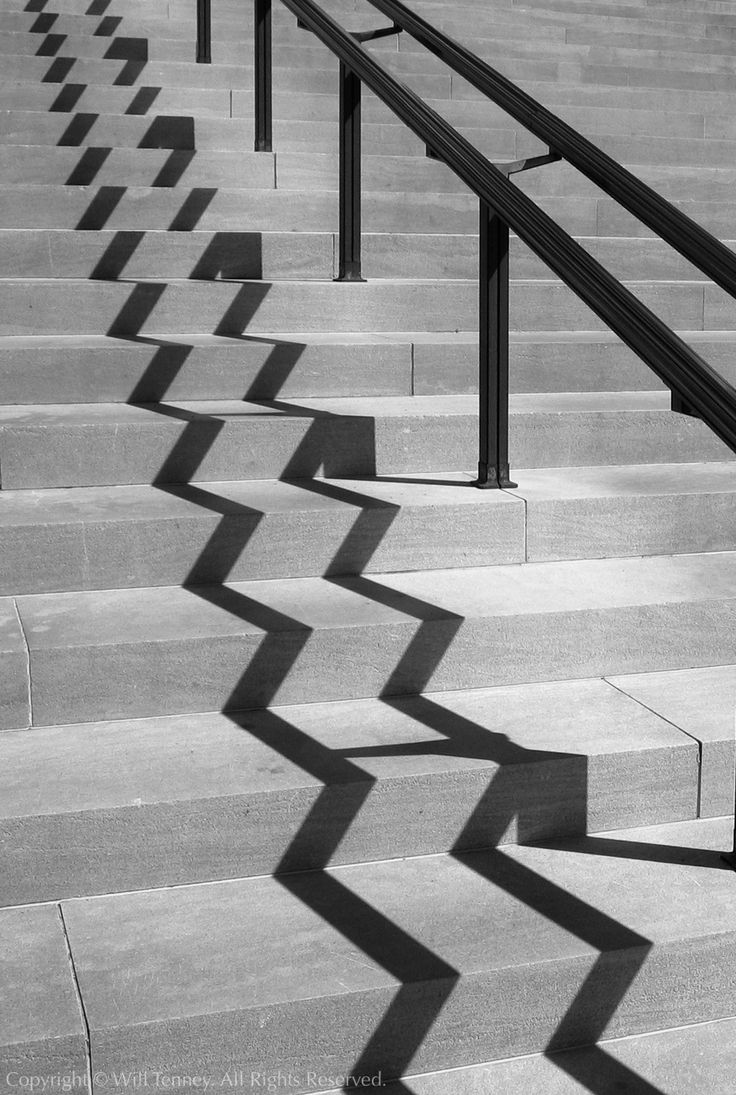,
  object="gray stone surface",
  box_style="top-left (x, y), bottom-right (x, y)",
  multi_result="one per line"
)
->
top-left (0, 474), bottom-right (525, 594)
top-left (0, 597), bottom-right (29, 730)
top-left (0, 678), bottom-right (698, 903)
top-left (610, 665), bottom-right (736, 817)
top-left (0, 904), bottom-right (86, 1091)
top-left (0, 276), bottom-right (713, 337)
top-left (0, 333), bottom-right (413, 404)
top-left (14, 552), bottom-right (736, 723)
top-left (519, 462), bottom-right (736, 560)
top-left (59, 818), bottom-right (736, 1086)
top-left (376, 1016), bottom-right (736, 1094)
top-left (0, 393), bottom-right (731, 490)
